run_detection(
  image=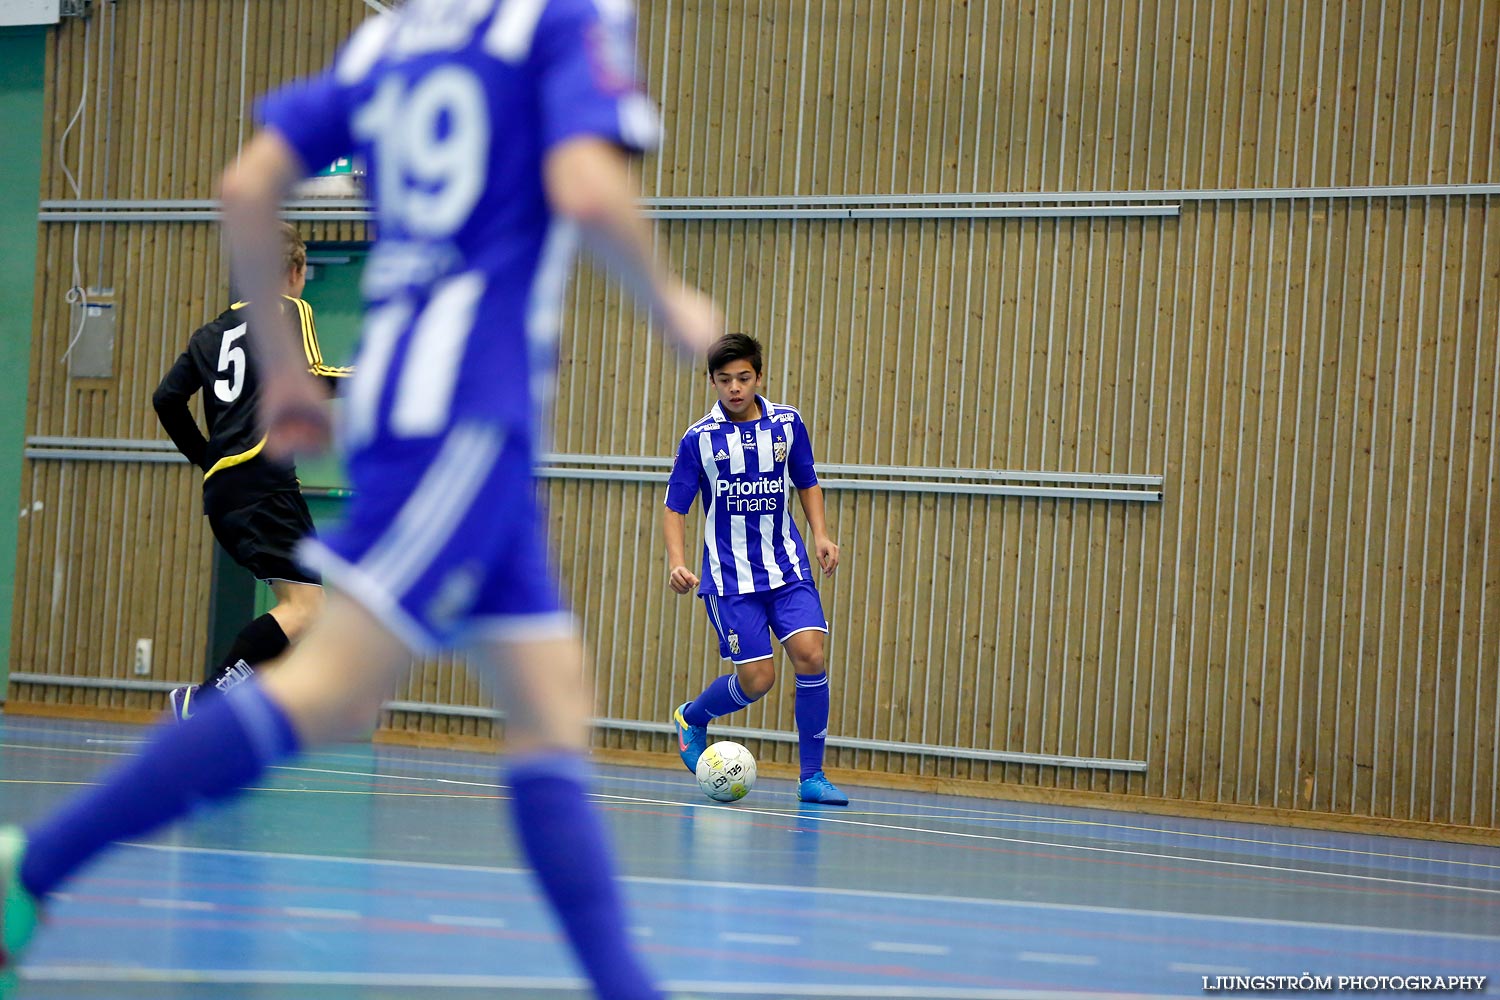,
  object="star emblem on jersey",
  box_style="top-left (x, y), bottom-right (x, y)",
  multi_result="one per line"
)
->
top-left (774, 440), bottom-right (788, 462)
